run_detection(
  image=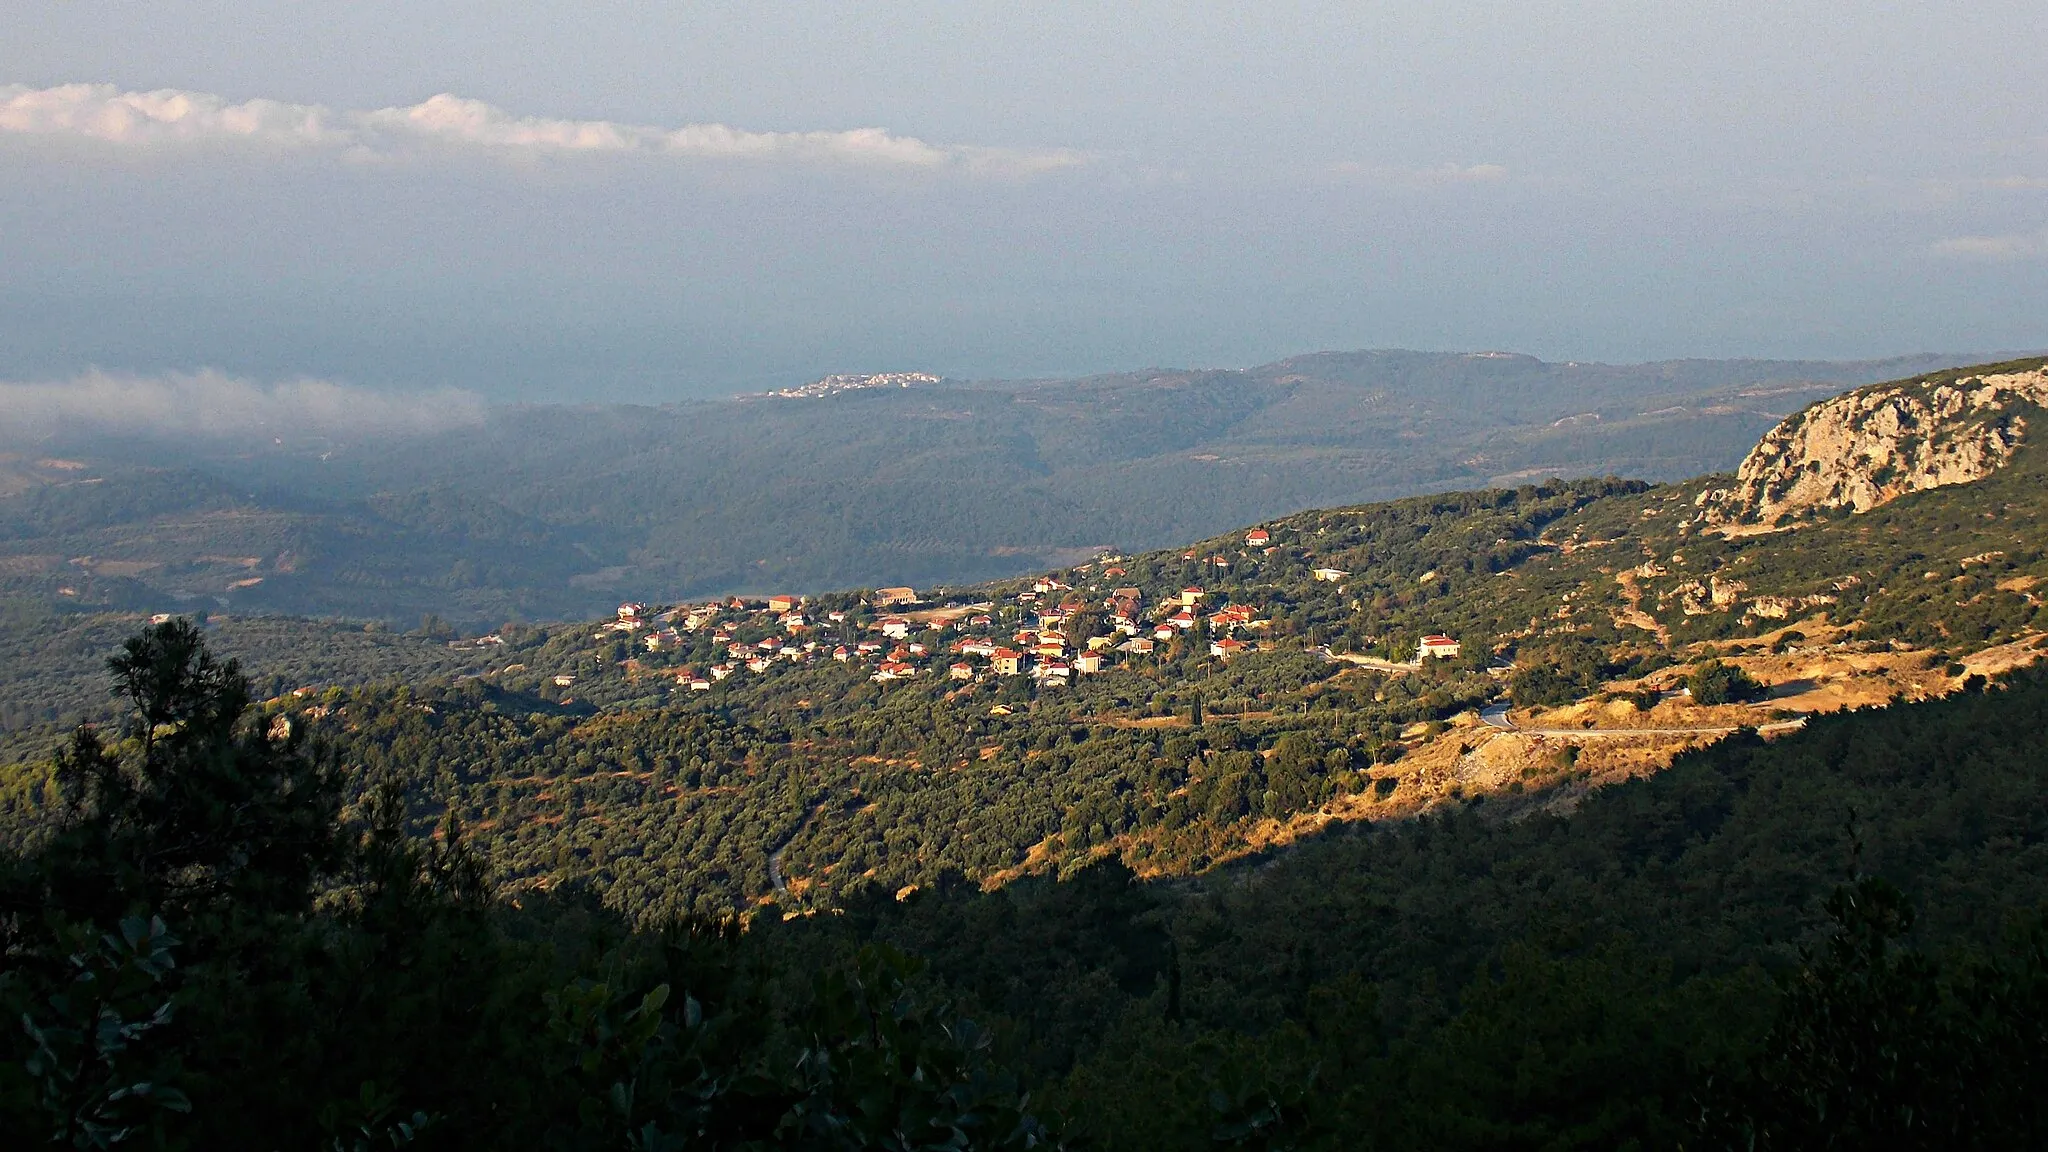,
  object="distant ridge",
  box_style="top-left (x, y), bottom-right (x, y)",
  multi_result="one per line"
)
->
top-left (0, 348), bottom-right (2011, 623)
top-left (751, 372), bottom-right (943, 400)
